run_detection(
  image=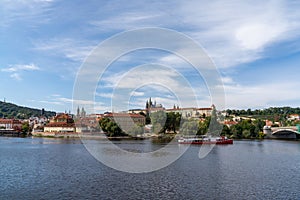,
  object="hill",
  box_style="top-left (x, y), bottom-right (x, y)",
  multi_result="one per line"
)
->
top-left (0, 101), bottom-right (56, 119)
